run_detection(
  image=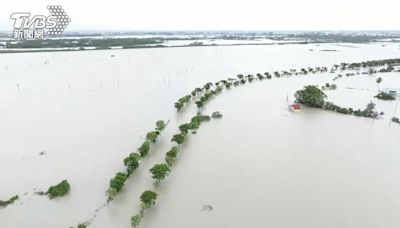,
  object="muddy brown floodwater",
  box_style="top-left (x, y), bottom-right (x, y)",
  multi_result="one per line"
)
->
top-left (0, 42), bottom-right (399, 228)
